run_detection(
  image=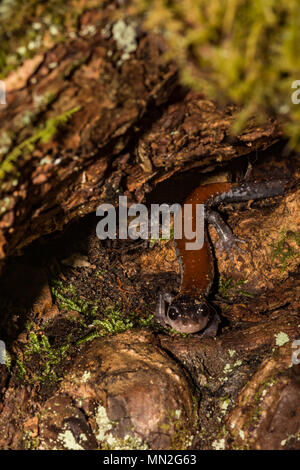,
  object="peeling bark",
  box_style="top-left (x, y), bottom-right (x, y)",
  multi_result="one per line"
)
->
top-left (0, 3), bottom-right (299, 452)
top-left (0, 6), bottom-right (282, 269)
